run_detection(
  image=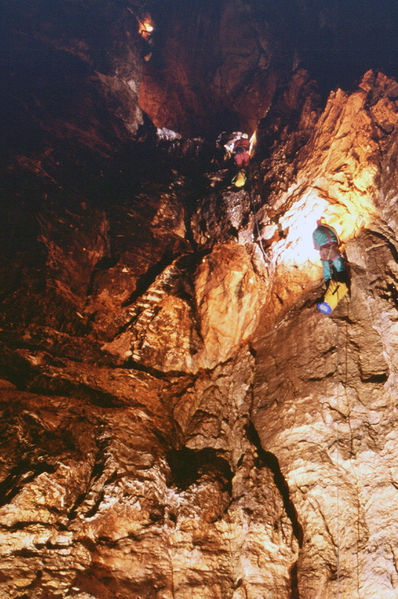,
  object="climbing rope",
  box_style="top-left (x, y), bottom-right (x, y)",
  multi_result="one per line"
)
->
top-left (249, 191), bottom-right (269, 264)
top-left (335, 295), bottom-right (362, 599)
top-left (245, 176), bottom-right (270, 267)
top-left (342, 297), bottom-right (361, 599)
top-left (335, 313), bottom-right (342, 599)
